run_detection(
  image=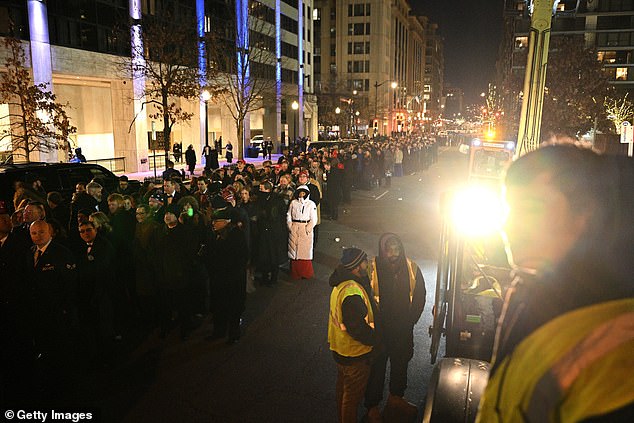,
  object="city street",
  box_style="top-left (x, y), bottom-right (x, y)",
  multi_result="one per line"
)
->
top-left (79, 147), bottom-right (469, 422)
